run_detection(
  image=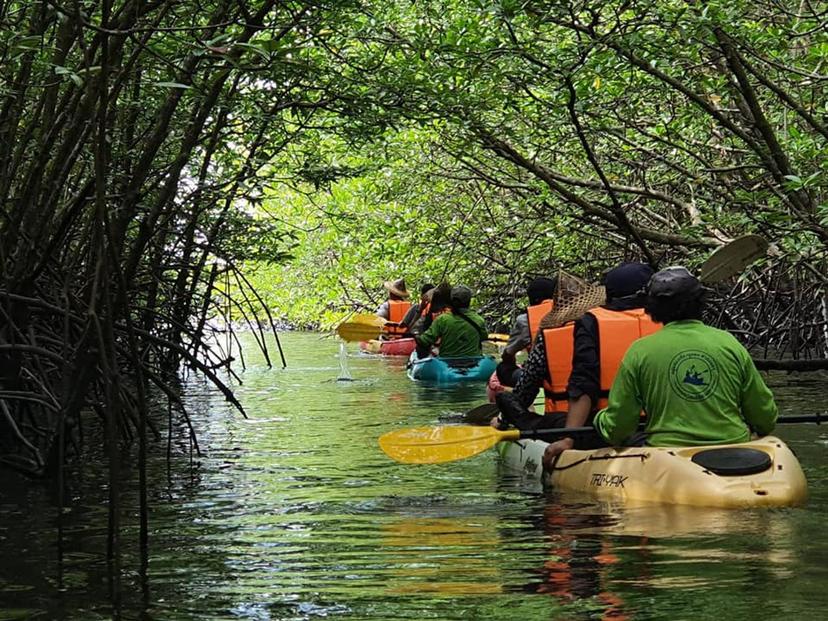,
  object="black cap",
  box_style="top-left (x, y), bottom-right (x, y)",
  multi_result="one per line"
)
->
top-left (647, 266), bottom-right (702, 298)
top-left (450, 285), bottom-right (472, 309)
top-left (604, 262), bottom-right (654, 300)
